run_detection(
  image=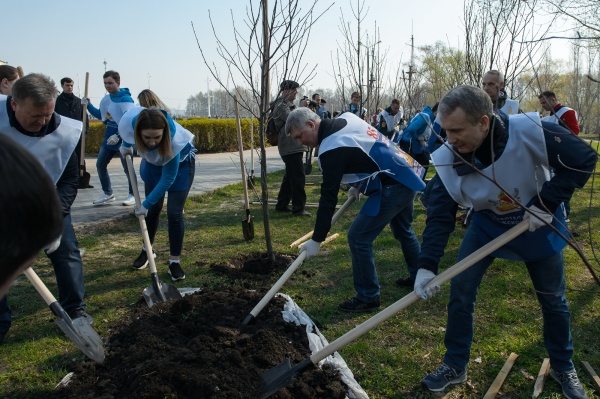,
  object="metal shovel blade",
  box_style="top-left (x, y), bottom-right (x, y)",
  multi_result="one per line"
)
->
top-left (51, 304), bottom-right (105, 363)
top-left (142, 274), bottom-right (182, 307)
top-left (242, 210), bottom-right (254, 241)
top-left (260, 358), bottom-right (314, 399)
